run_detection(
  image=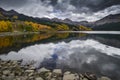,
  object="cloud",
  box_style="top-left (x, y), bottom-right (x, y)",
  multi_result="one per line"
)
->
top-left (48, 5), bottom-right (120, 22)
top-left (0, 39), bottom-right (120, 66)
top-left (1, 38), bottom-right (120, 77)
top-left (0, 0), bottom-right (120, 21)
top-left (16, 0), bottom-right (54, 18)
top-left (0, 0), bottom-right (27, 7)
